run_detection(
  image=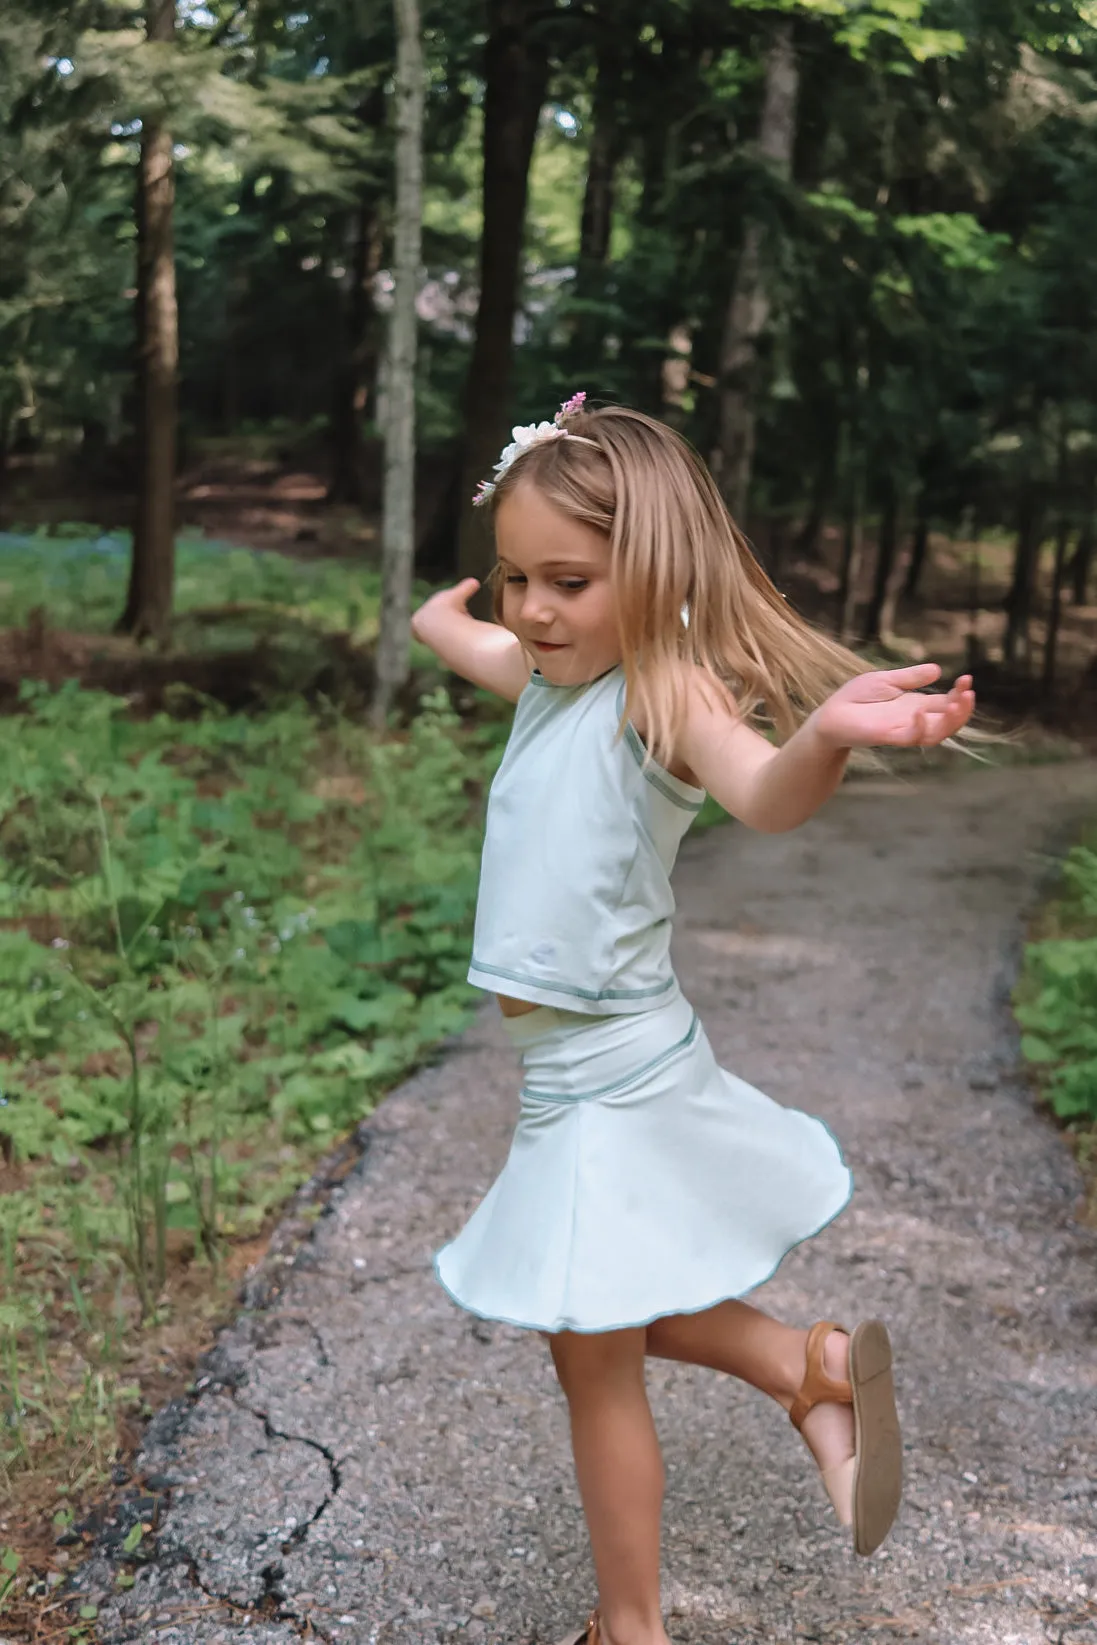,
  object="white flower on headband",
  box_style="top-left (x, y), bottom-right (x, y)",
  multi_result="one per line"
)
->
top-left (473, 392), bottom-right (587, 505)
